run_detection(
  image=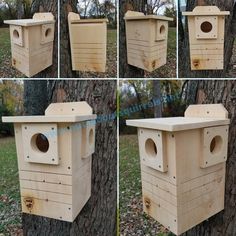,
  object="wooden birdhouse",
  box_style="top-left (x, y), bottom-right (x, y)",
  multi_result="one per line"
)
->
top-left (68, 12), bottom-right (108, 73)
top-left (2, 102), bottom-right (97, 222)
top-left (126, 104), bottom-right (229, 235)
top-left (4, 13), bottom-right (55, 77)
top-left (182, 6), bottom-right (230, 70)
top-left (124, 11), bottom-right (173, 72)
